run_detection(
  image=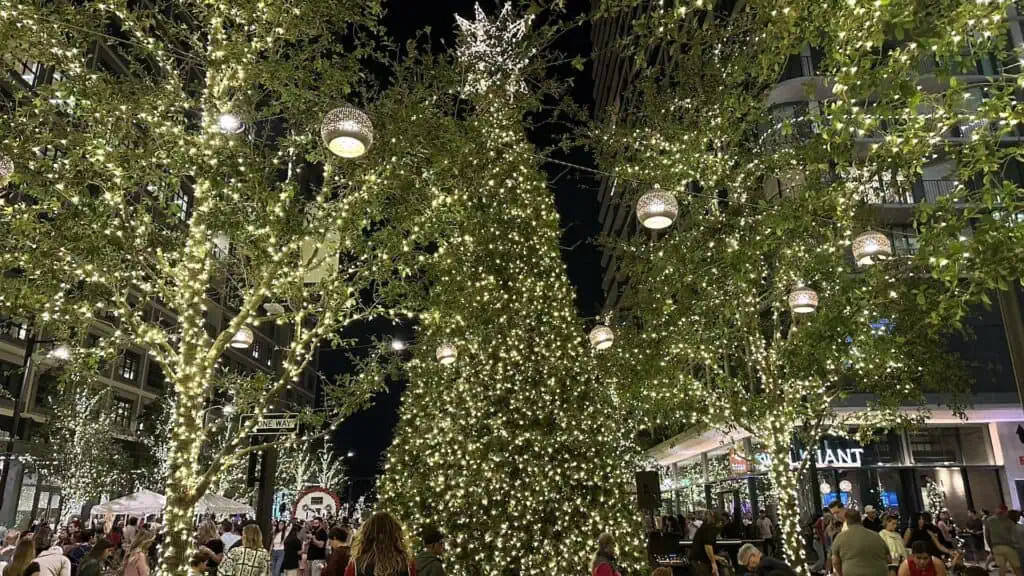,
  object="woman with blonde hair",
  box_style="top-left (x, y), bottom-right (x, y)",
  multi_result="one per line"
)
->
top-left (219, 524), bottom-right (270, 576)
top-left (123, 530), bottom-right (155, 576)
top-left (343, 512), bottom-right (414, 576)
top-left (591, 533), bottom-right (621, 576)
